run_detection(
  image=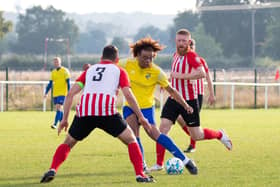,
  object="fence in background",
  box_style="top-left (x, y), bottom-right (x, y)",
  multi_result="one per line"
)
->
top-left (1, 80), bottom-right (280, 112)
